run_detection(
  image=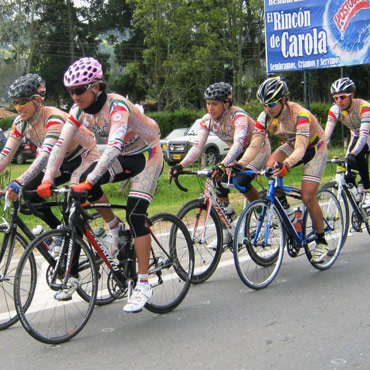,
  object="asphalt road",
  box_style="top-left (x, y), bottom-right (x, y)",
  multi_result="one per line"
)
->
top-left (2, 232), bottom-right (370, 370)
